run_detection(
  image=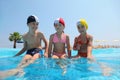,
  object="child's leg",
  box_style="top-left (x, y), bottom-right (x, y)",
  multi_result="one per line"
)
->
top-left (15, 54), bottom-right (40, 77)
top-left (17, 54), bottom-right (32, 68)
top-left (32, 53), bottom-right (40, 59)
top-left (60, 54), bottom-right (67, 59)
top-left (23, 54), bottom-right (33, 61)
top-left (30, 53), bottom-right (40, 63)
top-left (97, 62), bottom-right (112, 76)
top-left (0, 55), bottom-right (35, 79)
top-left (0, 69), bottom-right (22, 79)
top-left (52, 55), bottom-right (59, 59)
top-left (57, 54), bottom-right (68, 75)
top-left (88, 58), bottom-right (112, 76)
top-left (56, 59), bottom-right (67, 75)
